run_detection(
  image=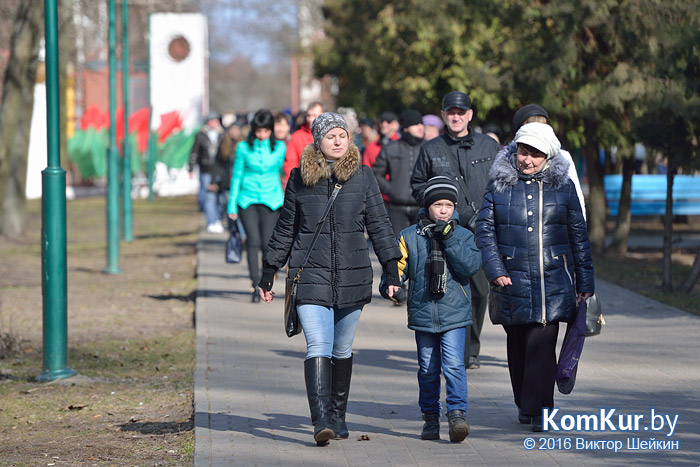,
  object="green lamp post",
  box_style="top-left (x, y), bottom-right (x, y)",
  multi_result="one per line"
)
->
top-left (104, 0), bottom-right (121, 274)
top-left (38, 0), bottom-right (77, 382)
top-left (122, 0), bottom-right (133, 242)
